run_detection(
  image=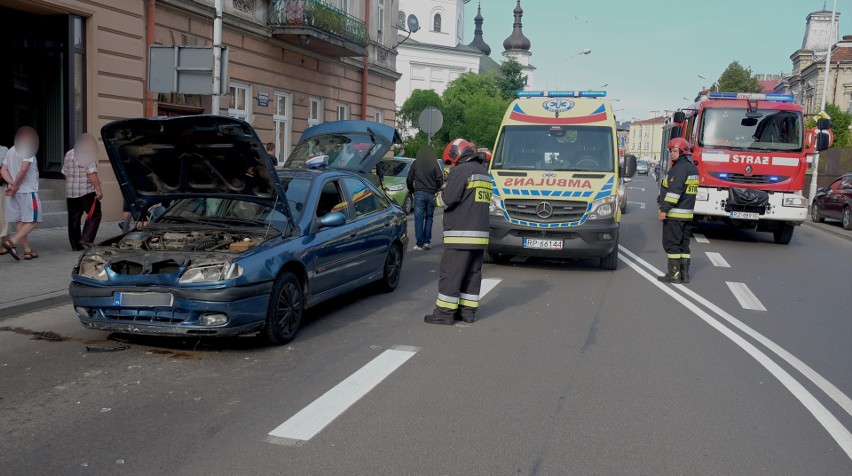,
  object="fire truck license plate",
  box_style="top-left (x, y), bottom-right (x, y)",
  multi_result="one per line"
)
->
top-left (523, 238), bottom-right (563, 250)
top-left (730, 211), bottom-right (760, 220)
